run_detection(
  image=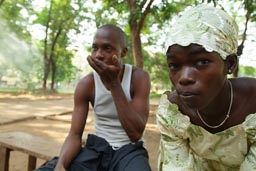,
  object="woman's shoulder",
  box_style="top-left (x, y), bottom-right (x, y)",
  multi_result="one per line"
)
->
top-left (231, 77), bottom-right (256, 90)
top-left (231, 77), bottom-right (256, 115)
top-left (232, 77), bottom-right (256, 99)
